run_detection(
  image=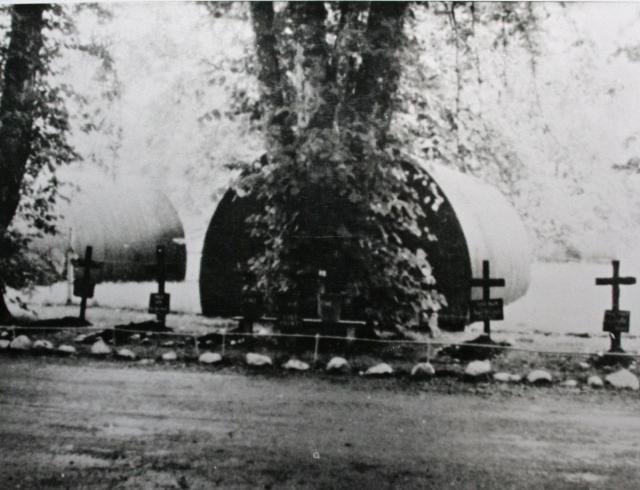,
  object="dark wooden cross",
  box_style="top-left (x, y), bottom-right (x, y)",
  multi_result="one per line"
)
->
top-left (239, 291), bottom-right (262, 333)
top-left (470, 260), bottom-right (506, 337)
top-left (278, 292), bottom-right (300, 332)
top-left (148, 245), bottom-right (171, 327)
top-left (72, 246), bottom-right (101, 322)
top-left (596, 260), bottom-right (636, 352)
